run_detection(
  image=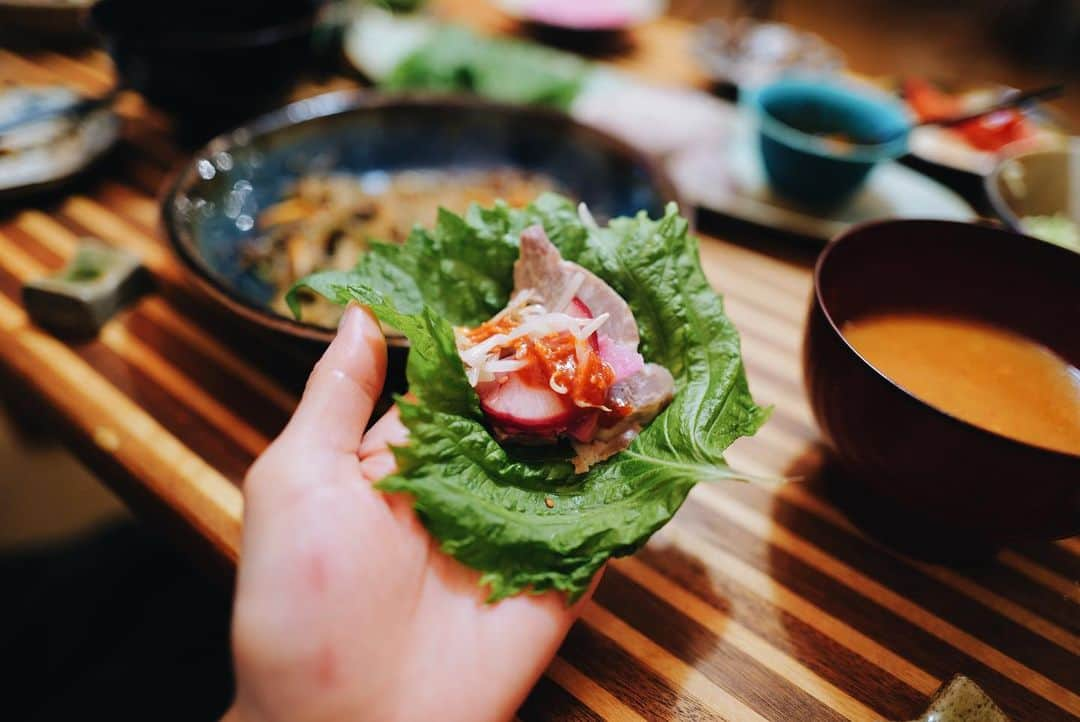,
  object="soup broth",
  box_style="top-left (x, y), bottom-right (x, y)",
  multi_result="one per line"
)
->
top-left (842, 312), bottom-right (1080, 455)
